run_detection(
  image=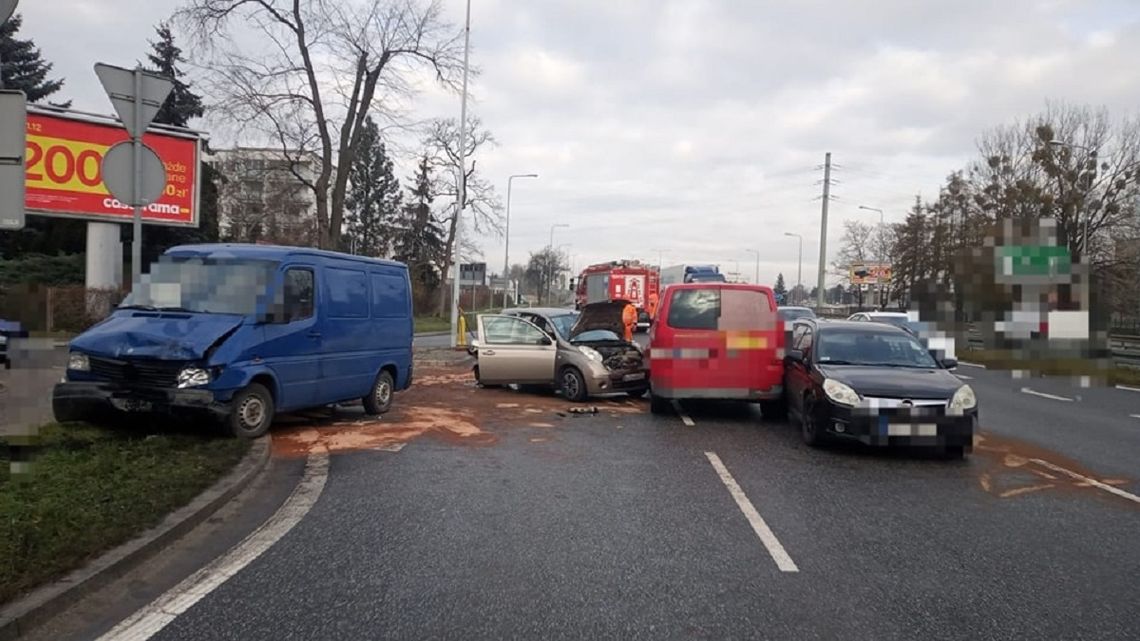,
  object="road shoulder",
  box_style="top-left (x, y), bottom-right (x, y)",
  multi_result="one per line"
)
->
top-left (0, 436), bottom-right (271, 641)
